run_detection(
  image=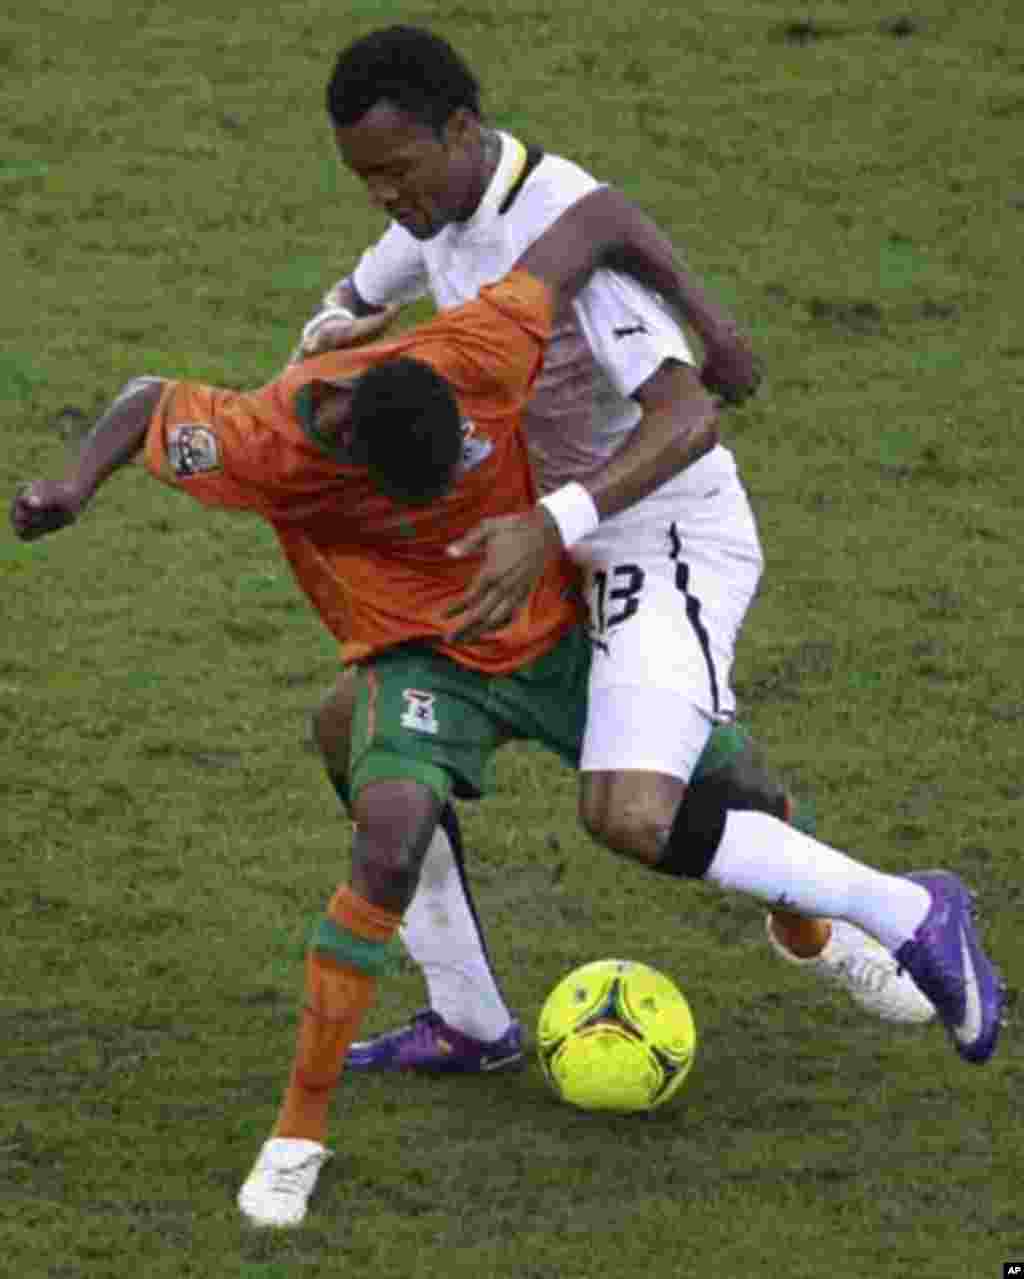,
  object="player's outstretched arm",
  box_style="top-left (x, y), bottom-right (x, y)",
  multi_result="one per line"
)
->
top-left (10, 377), bottom-right (165, 542)
top-left (516, 185), bottom-right (759, 405)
